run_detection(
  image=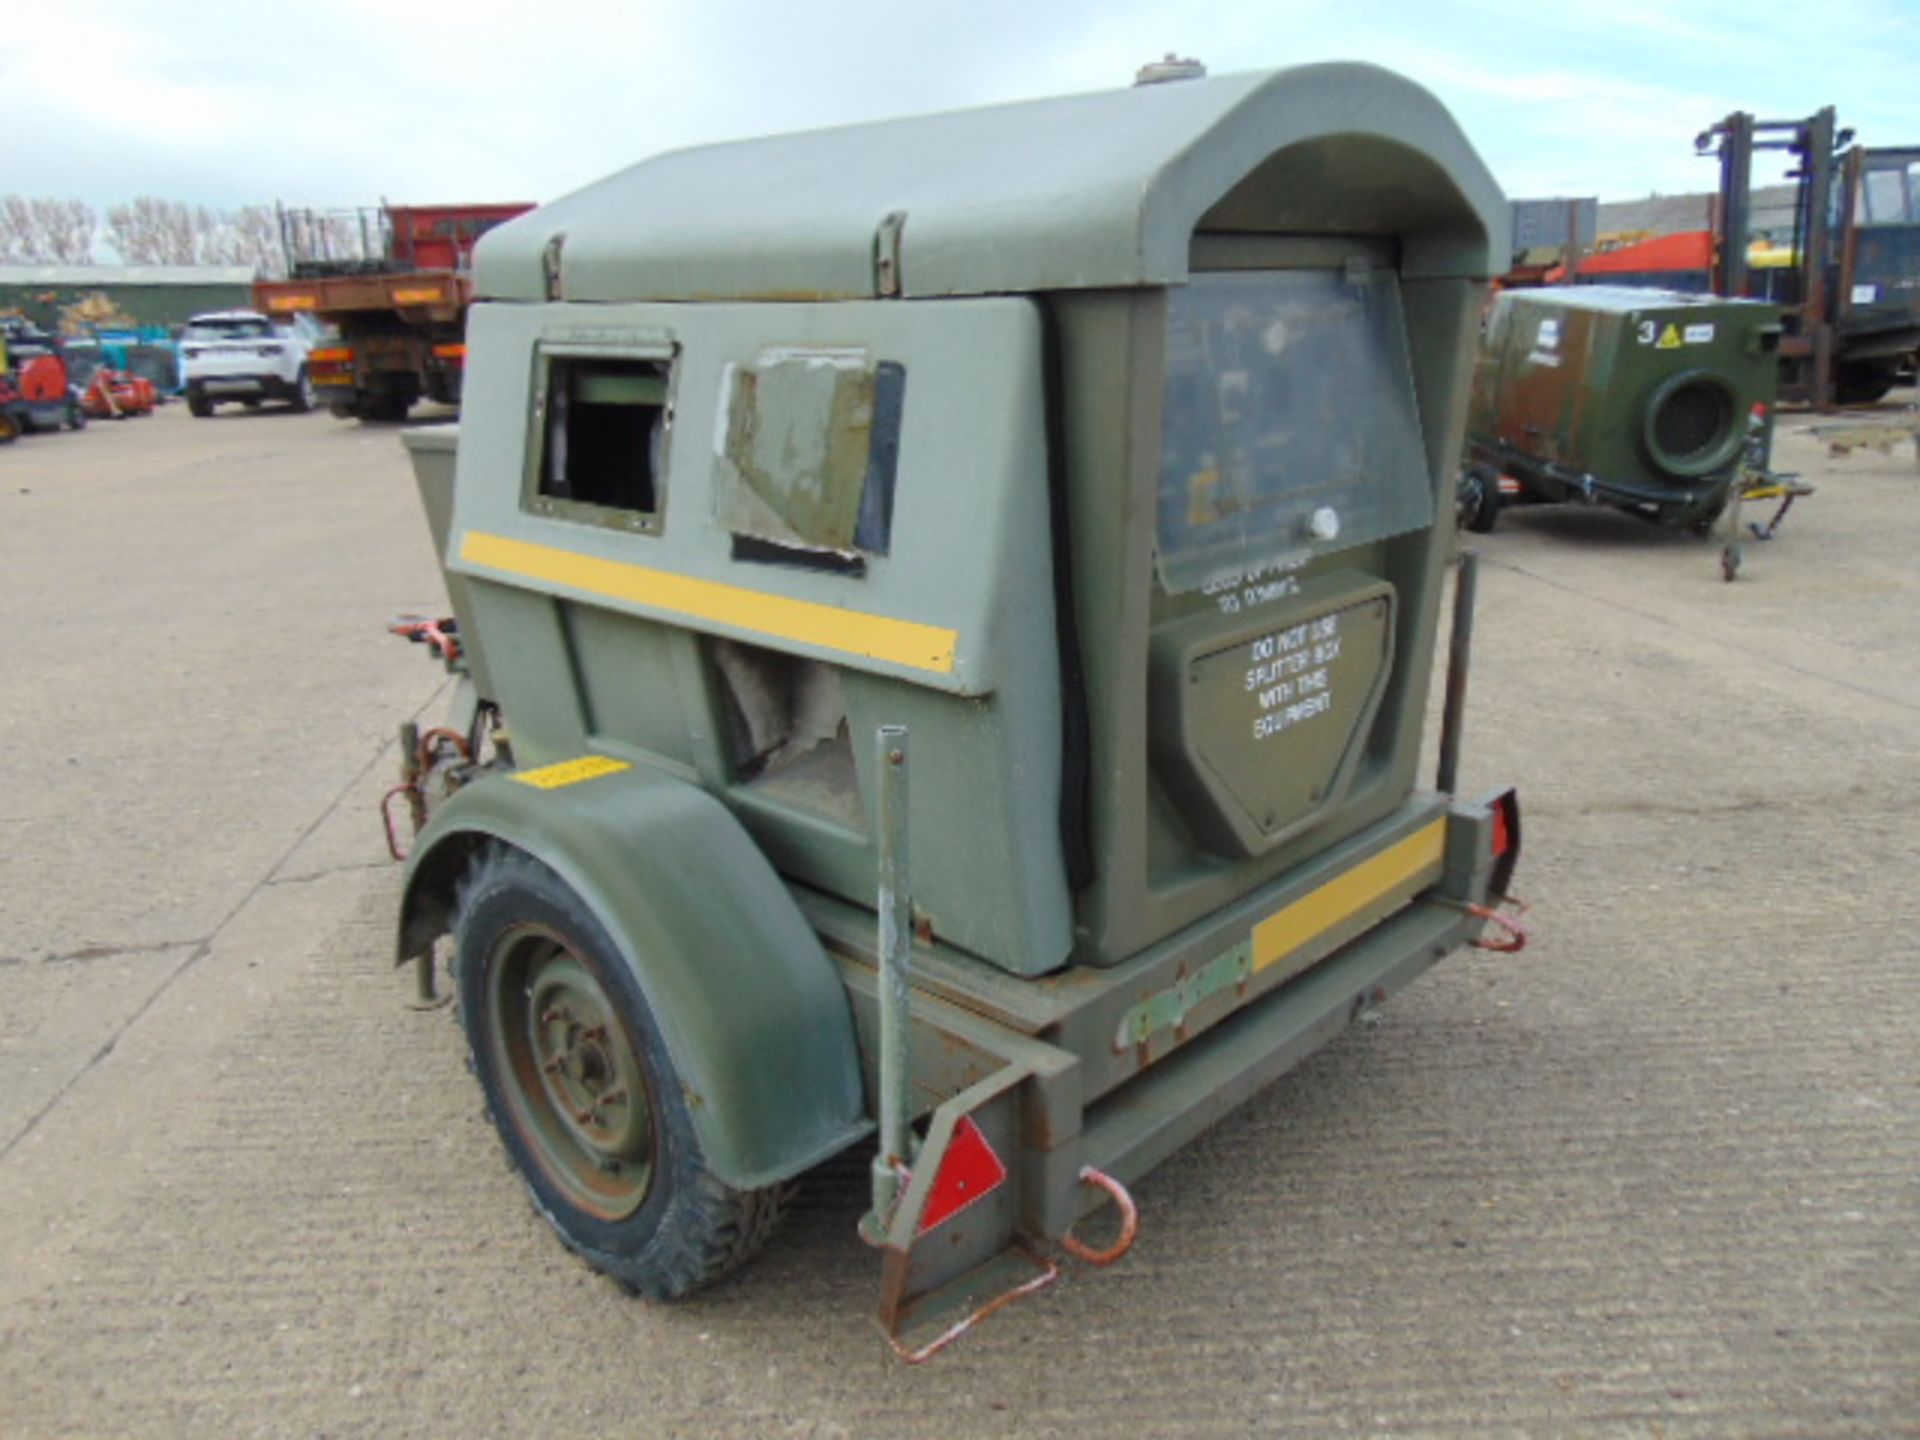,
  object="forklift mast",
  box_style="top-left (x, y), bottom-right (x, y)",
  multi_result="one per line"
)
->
top-left (1698, 108), bottom-right (1848, 407)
